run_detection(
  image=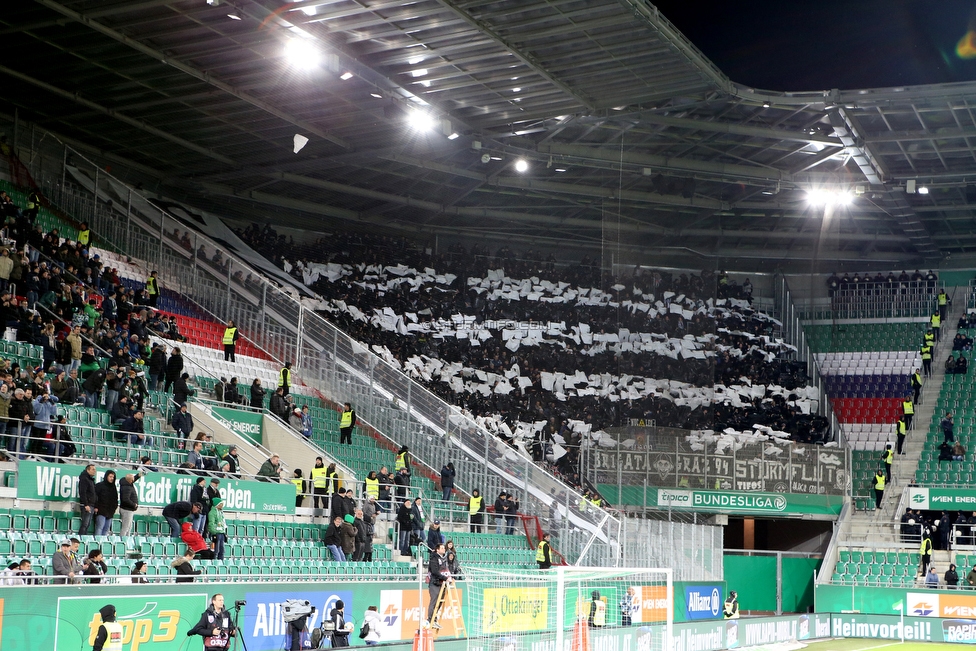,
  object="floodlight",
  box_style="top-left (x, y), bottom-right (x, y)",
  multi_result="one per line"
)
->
top-left (918, 186), bottom-right (930, 195)
top-left (447, 133), bottom-right (459, 140)
top-left (515, 159), bottom-right (529, 173)
top-left (407, 111), bottom-right (435, 132)
top-left (340, 72), bottom-right (354, 80)
top-left (284, 38), bottom-right (321, 71)
top-left (227, 11), bottom-right (241, 19)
